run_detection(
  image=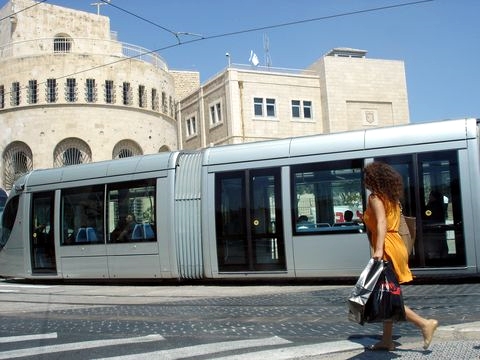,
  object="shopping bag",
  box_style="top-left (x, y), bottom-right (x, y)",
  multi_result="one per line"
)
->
top-left (399, 214), bottom-right (416, 255)
top-left (364, 261), bottom-right (406, 323)
top-left (347, 258), bottom-right (385, 325)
